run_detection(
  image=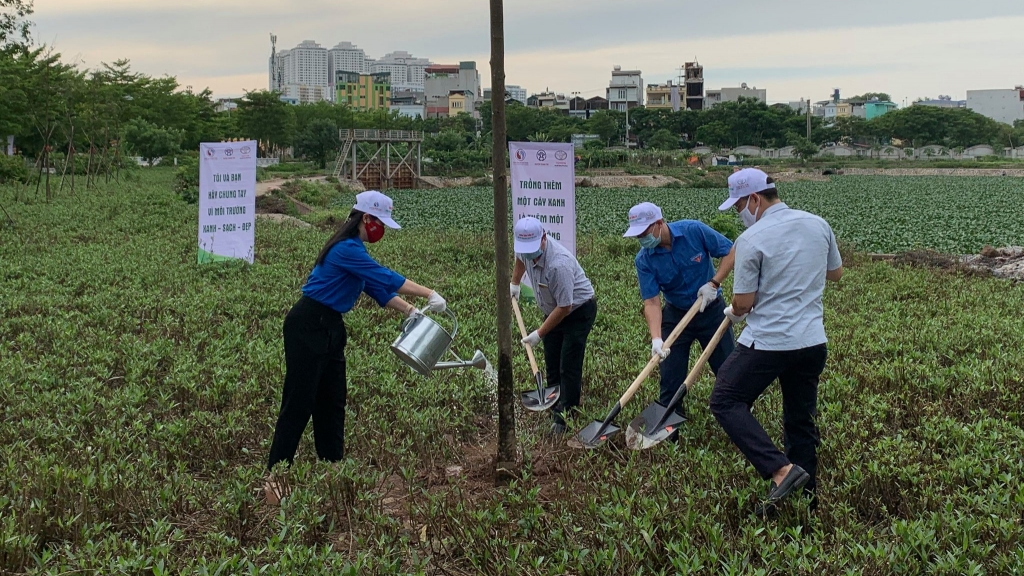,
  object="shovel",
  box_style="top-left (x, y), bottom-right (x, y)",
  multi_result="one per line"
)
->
top-left (511, 297), bottom-right (560, 412)
top-left (569, 297), bottom-right (704, 449)
top-left (625, 316), bottom-right (733, 450)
